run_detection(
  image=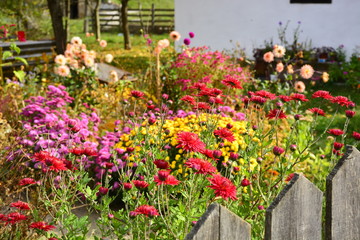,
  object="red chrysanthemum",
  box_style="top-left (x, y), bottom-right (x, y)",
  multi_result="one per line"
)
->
top-left (207, 174), bottom-right (237, 200)
top-left (213, 127), bottom-right (236, 142)
top-left (69, 148), bottom-right (84, 155)
top-left (312, 90), bottom-right (333, 100)
top-left (3, 212), bottom-right (27, 225)
top-left (198, 87), bottom-right (223, 97)
top-left (129, 205), bottom-right (159, 217)
top-left (345, 110), bottom-right (356, 118)
top-left (209, 96), bottom-right (224, 105)
top-left (180, 95), bottom-right (196, 105)
top-left (185, 158), bottom-right (217, 175)
top-left (10, 201), bottom-right (30, 210)
top-left (193, 102), bottom-right (211, 110)
top-left (266, 109), bottom-right (287, 119)
top-left (19, 178), bottom-right (37, 186)
top-left (29, 221), bottom-right (56, 231)
top-left (250, 95), bottom-right (267, 104)
top-left (189, 82), bottom-right (207, 90)
top-left (278, 95), bottom-right (292, 102)
top-left (333, 142), bottom-right (344, 150)
top-left (352, 131), bottom-right (360, 140)
top-left (331, 96), bottom-right (349, 106)
top-left (221, 76), bottom-right (242, 89)
top-left (309, 108), bottom-right (325, 116)
top-left (254, 90), bottom-right (276, 100)
top-left (285, 173), bottom-right (295, 182)
top-left (83, 147), bottom-right (98, 156)
top-left (201, 149), bottom-right (220, 160)
top-left (290, 93), bottom-right (308, 102)
top-left (176, 132), bottom-right (206, 153)
top-left (130, 90), bottom-right (145, 99)
top-left (132, 180), bottom-right (149, 190)
top-left (33, 151), bottom-right (68, 172)
top-left (153, 159), bottom-right (170, 169)
top-left (327, 129), bottom-right (344, 136)
top-left (154, 171), bottom-right (180, 186)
